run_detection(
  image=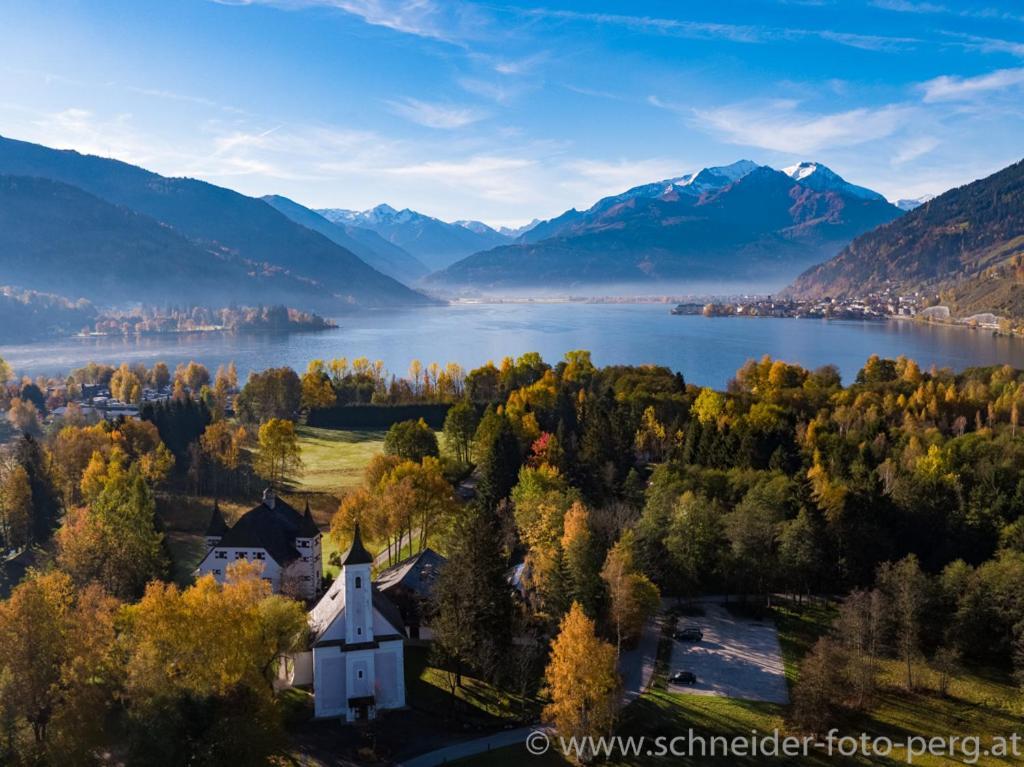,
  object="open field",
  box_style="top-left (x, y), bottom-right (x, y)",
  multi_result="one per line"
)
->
top-left (289, 425), bottom-right (386, 497)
